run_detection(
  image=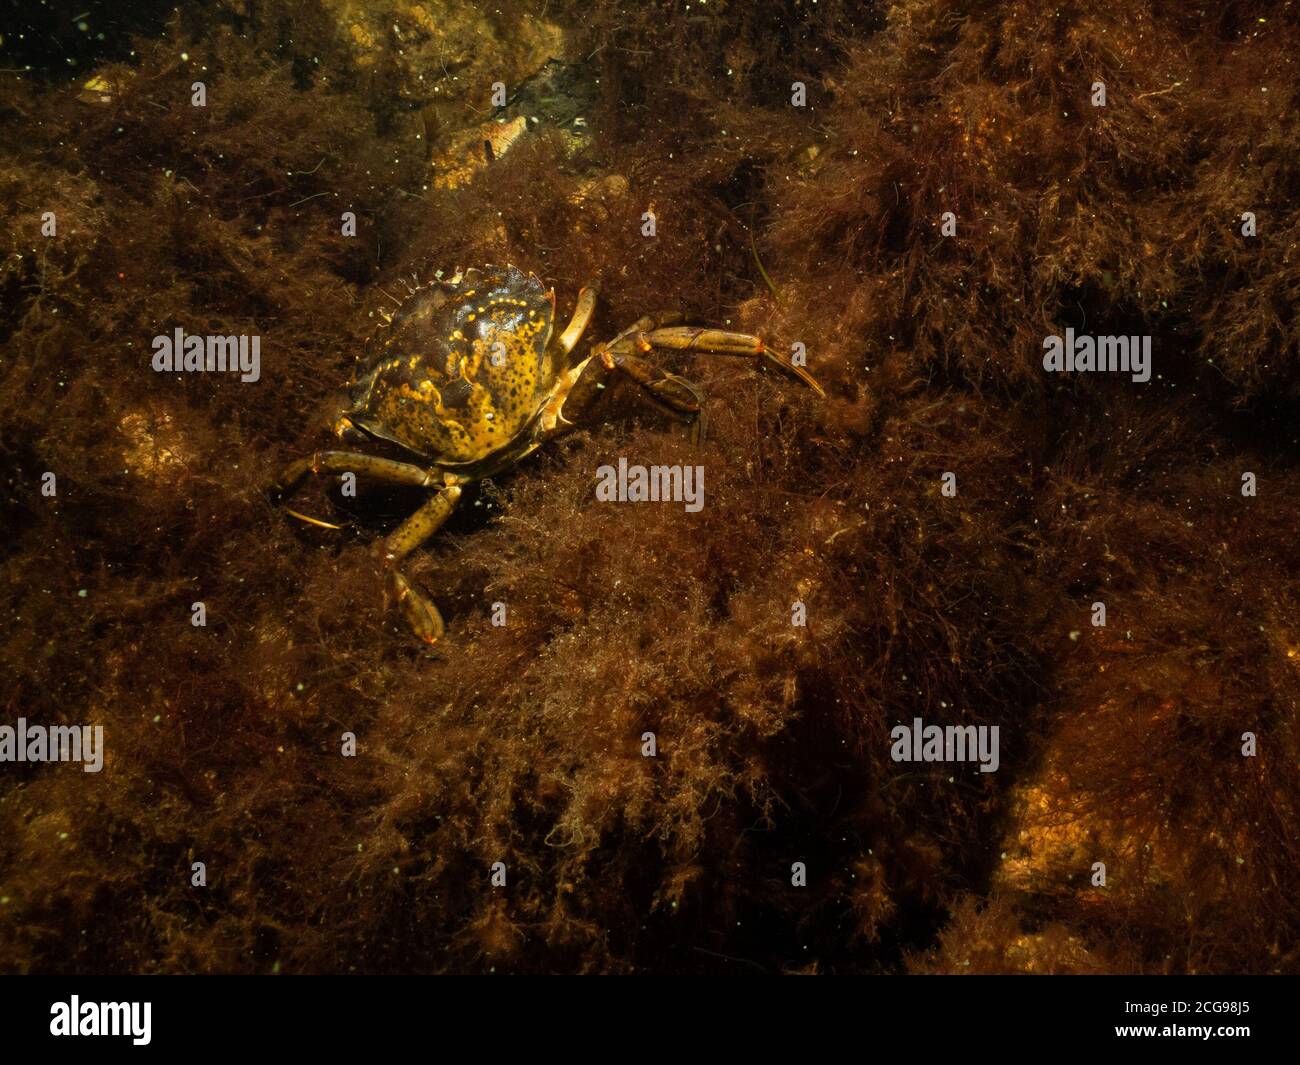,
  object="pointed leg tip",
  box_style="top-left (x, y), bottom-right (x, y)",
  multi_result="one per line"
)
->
top-left (798, 370), bottom-right (827, 398)
top-left (283, 506), bottom-right (345, 530)
top-left (391, 572), bottom-right (446, 643)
